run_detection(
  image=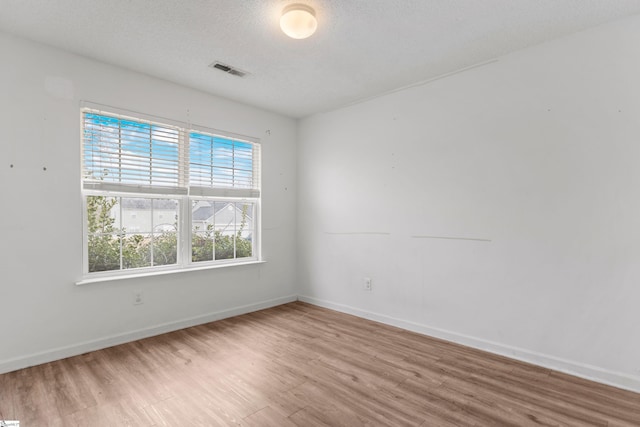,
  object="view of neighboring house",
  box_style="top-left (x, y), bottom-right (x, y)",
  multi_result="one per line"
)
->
top-left (112, 198), bottom-right (179, 234)
top-left (191, 200), bottom-right (253, 238)
top-left (105, 198), bottom-right (252, 237)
